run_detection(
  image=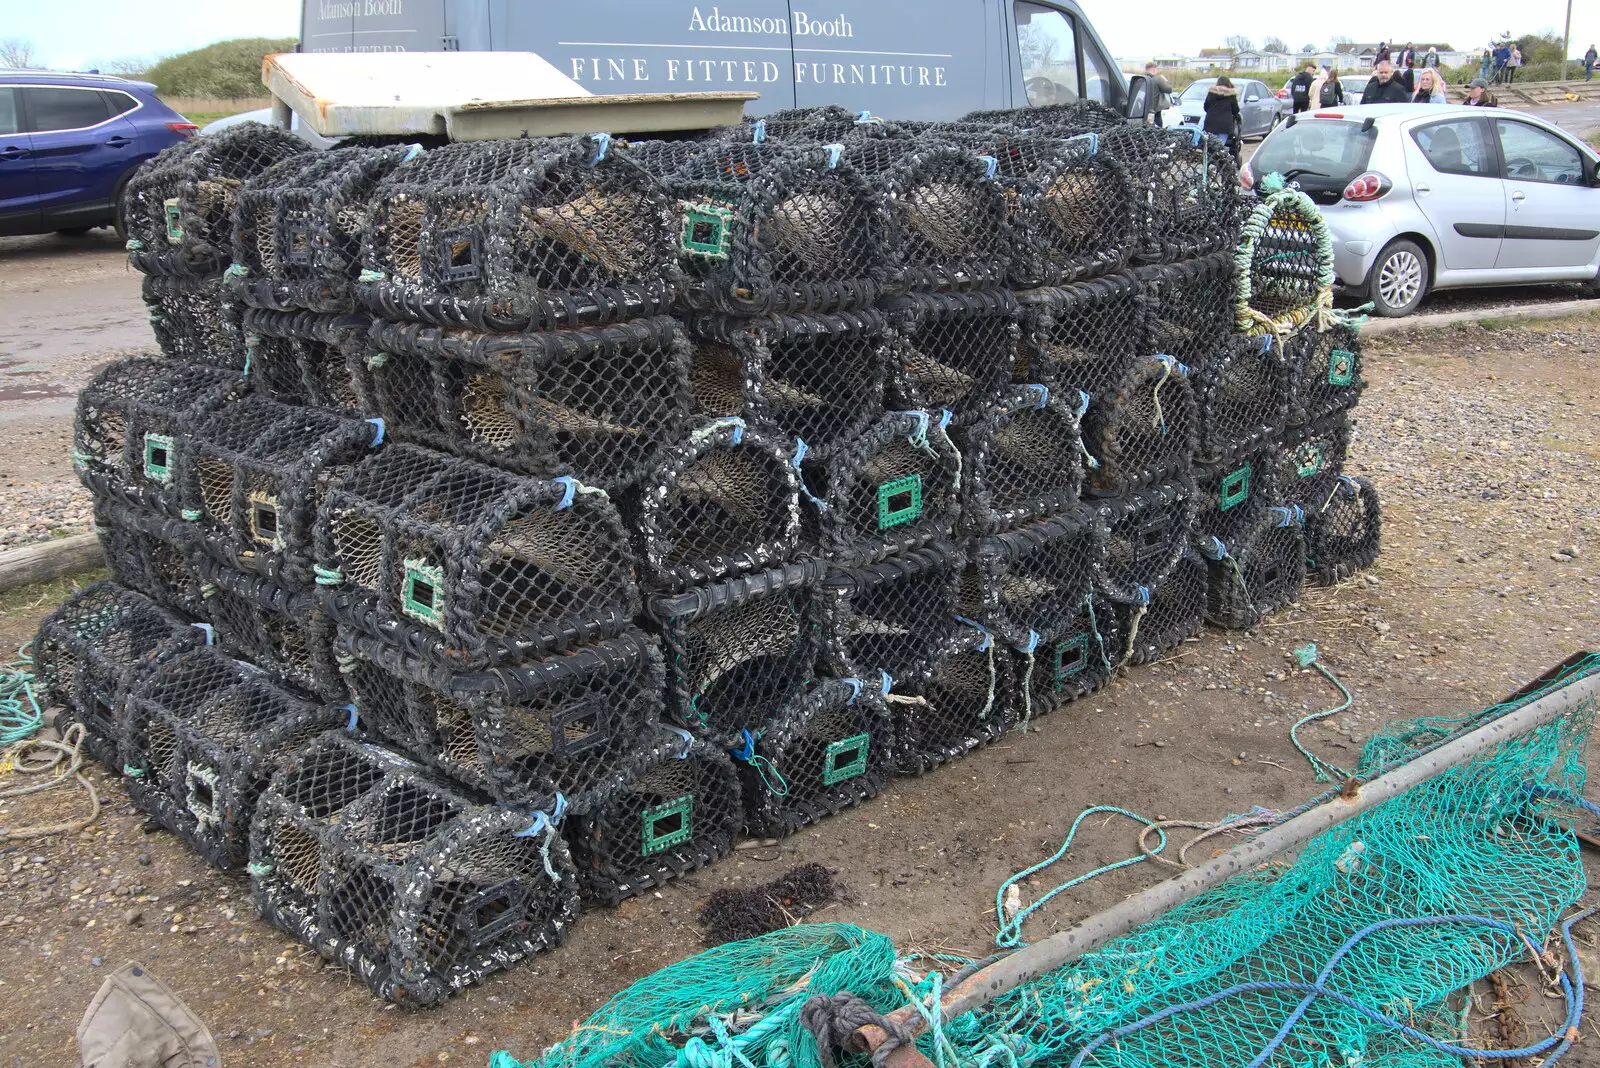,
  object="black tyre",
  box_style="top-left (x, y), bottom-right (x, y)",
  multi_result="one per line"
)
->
top-left (1365, 238), bottom-right (1429, 317)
